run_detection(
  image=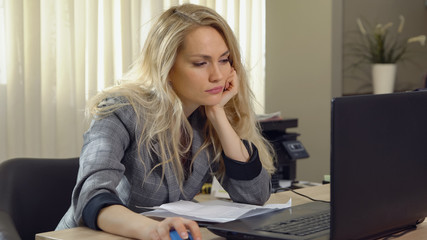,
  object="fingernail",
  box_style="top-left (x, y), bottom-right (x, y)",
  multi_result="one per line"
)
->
top-left (180, 232), bottom-right (189, 239)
